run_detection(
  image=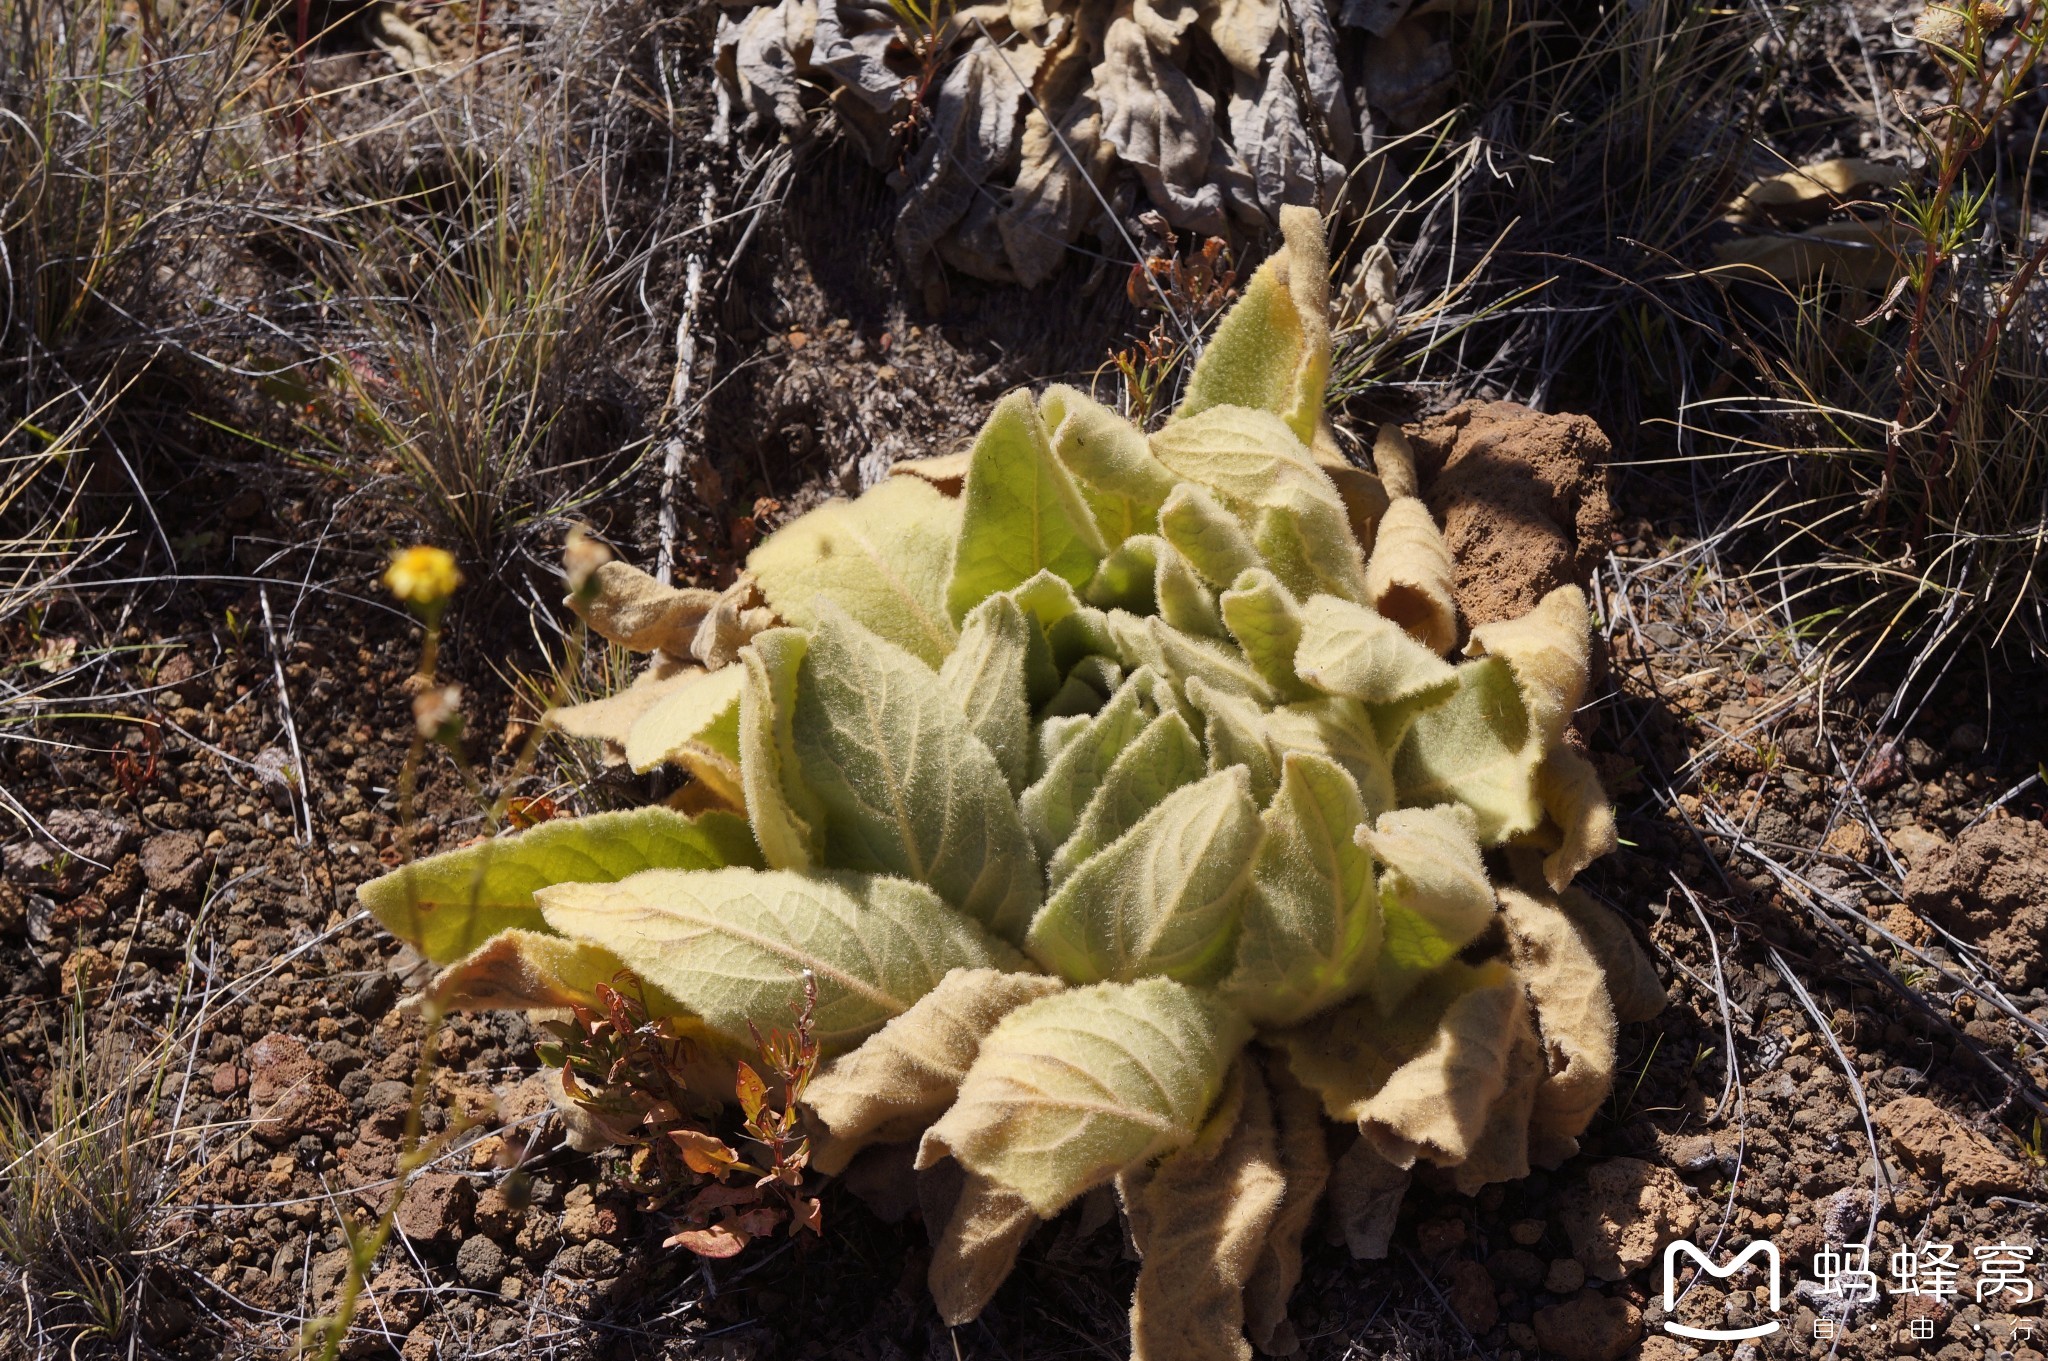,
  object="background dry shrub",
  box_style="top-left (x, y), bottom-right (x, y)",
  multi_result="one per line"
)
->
top-left (269, 1), bottom-right (677, 588)
top-left (0, 0), bottom-right (272, 572)
top-left (0, 1000), bottom-right (197, 1359)
top-left (1310, 0), bottom-right (1785, 432)
top-left (1708, 0), bottom-right (2048, 671)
